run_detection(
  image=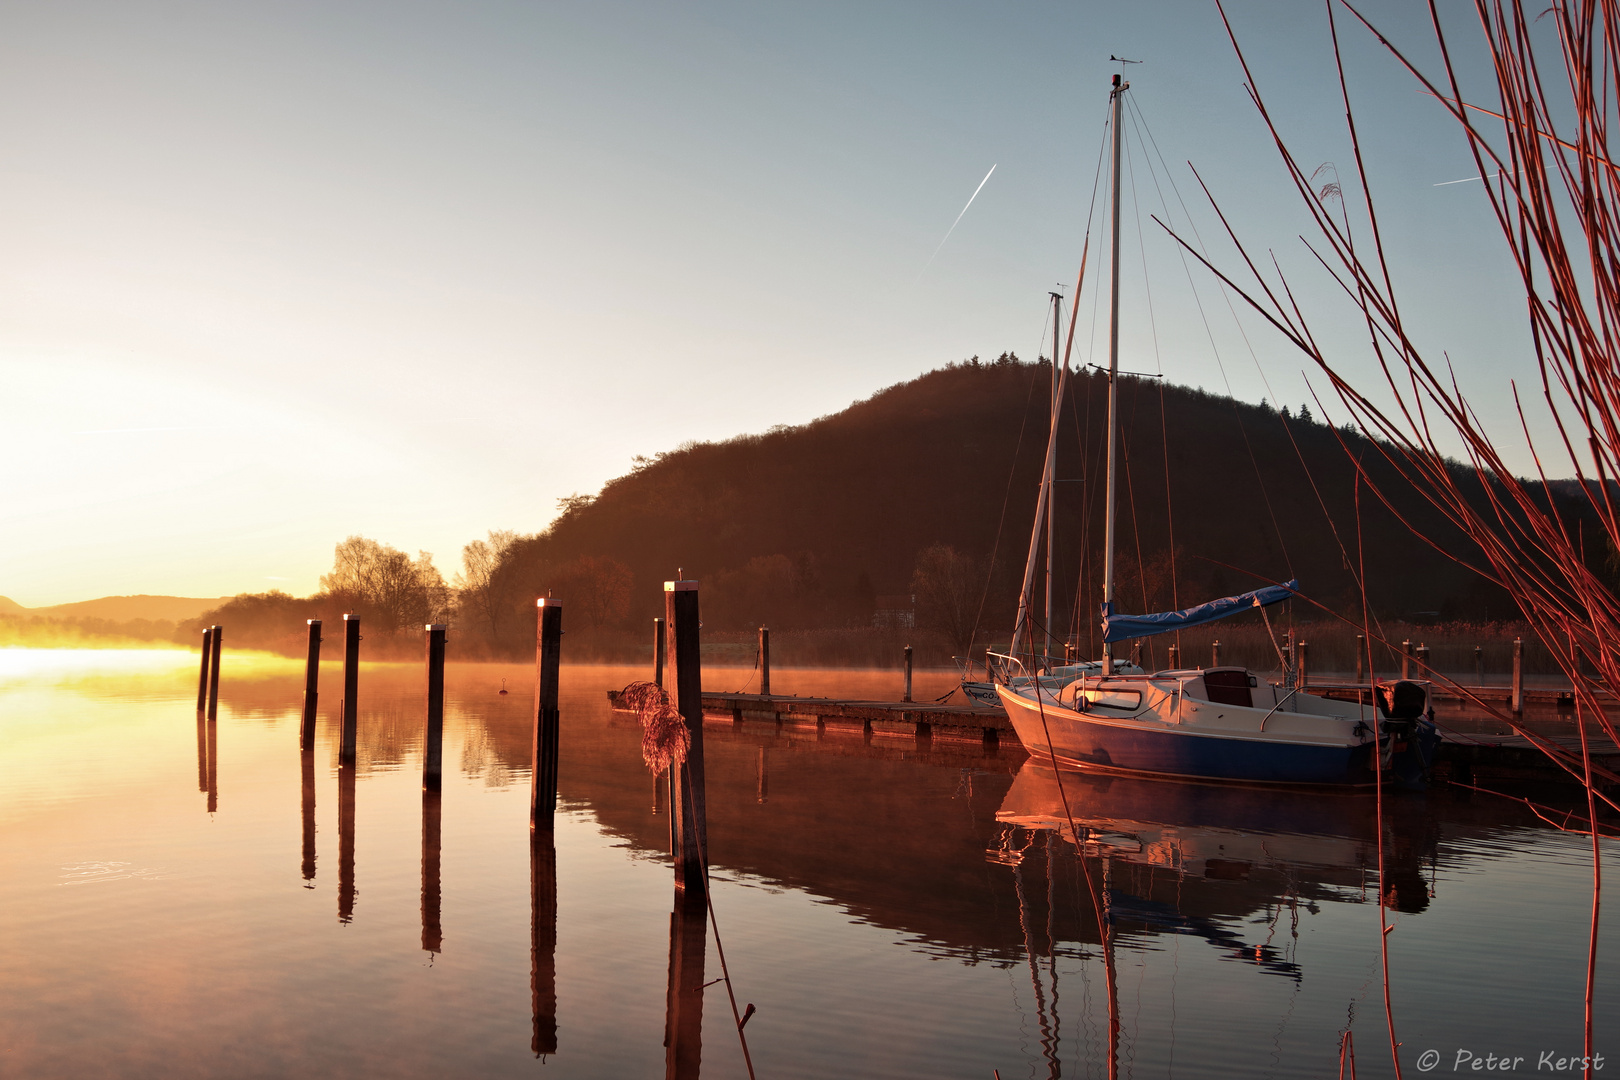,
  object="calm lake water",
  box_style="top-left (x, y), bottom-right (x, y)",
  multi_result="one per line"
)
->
top-left (1, 648), bottom-right (1614, 1079)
